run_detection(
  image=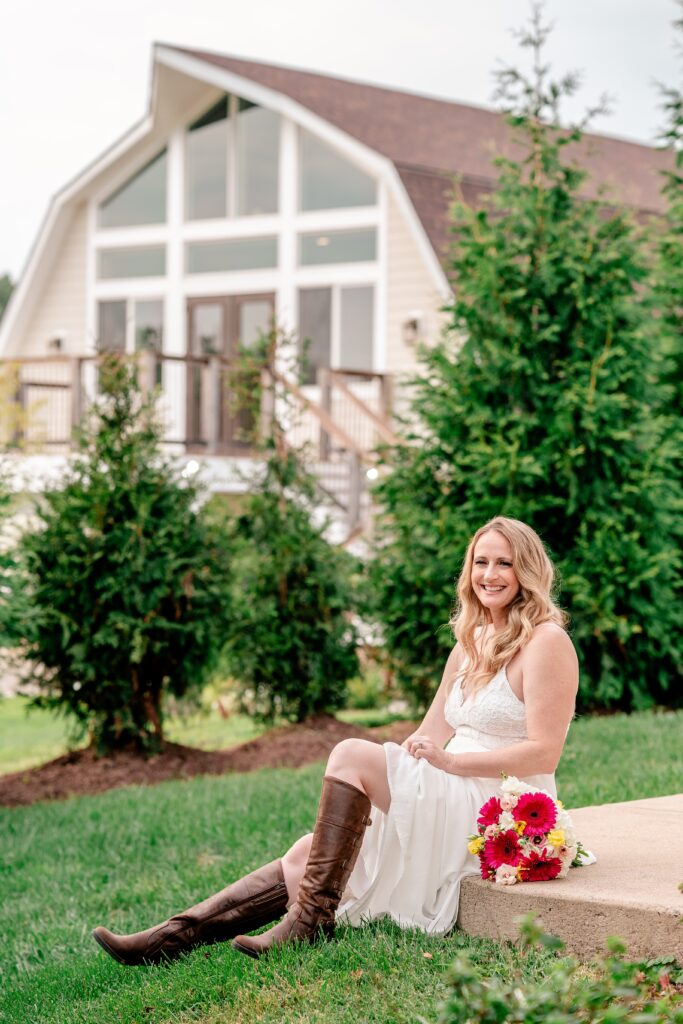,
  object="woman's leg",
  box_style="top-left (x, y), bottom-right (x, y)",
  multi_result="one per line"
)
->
top-left (269, 739), bottom-right (391, 911)
top-left (325, 738), bottom-right (391, 813)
